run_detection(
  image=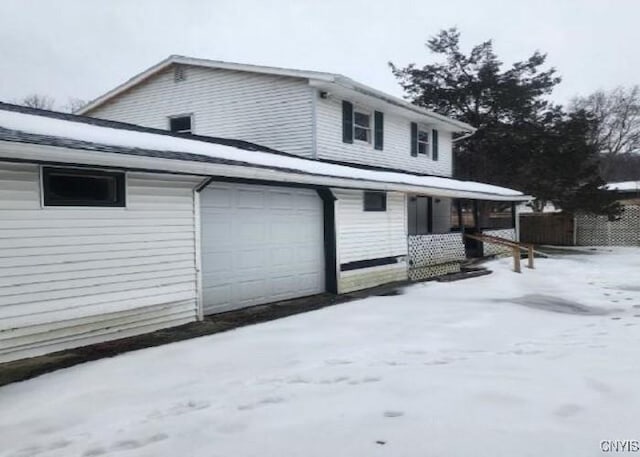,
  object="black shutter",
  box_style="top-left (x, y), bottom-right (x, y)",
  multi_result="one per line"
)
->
top-left (342, 101), bottom-right (353, 144)
top-left (427, 197), bottom-right (433, 233)
top-left (374, 111), bottom-right (384, 150)
top-left (432, 129), bottom-right (439, 161)
top-left (410, 122), bottom-right (418, 156)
